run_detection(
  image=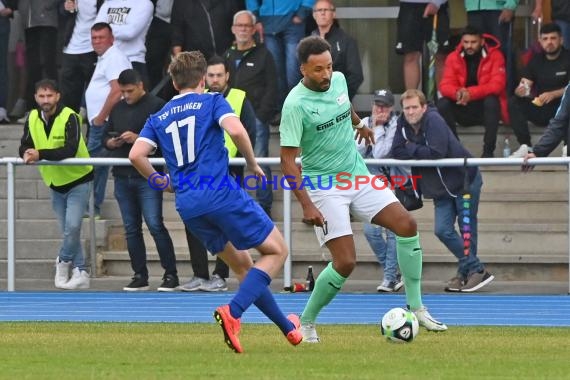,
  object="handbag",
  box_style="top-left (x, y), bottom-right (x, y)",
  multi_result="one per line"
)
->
top-left (394, 183), bottom-right (423, 211)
